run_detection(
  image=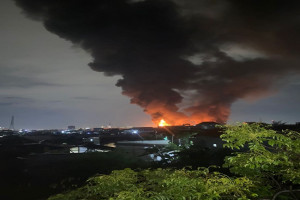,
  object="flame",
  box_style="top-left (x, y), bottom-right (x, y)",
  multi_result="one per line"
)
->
top-left (158, 119), bottom-right (170, 127)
